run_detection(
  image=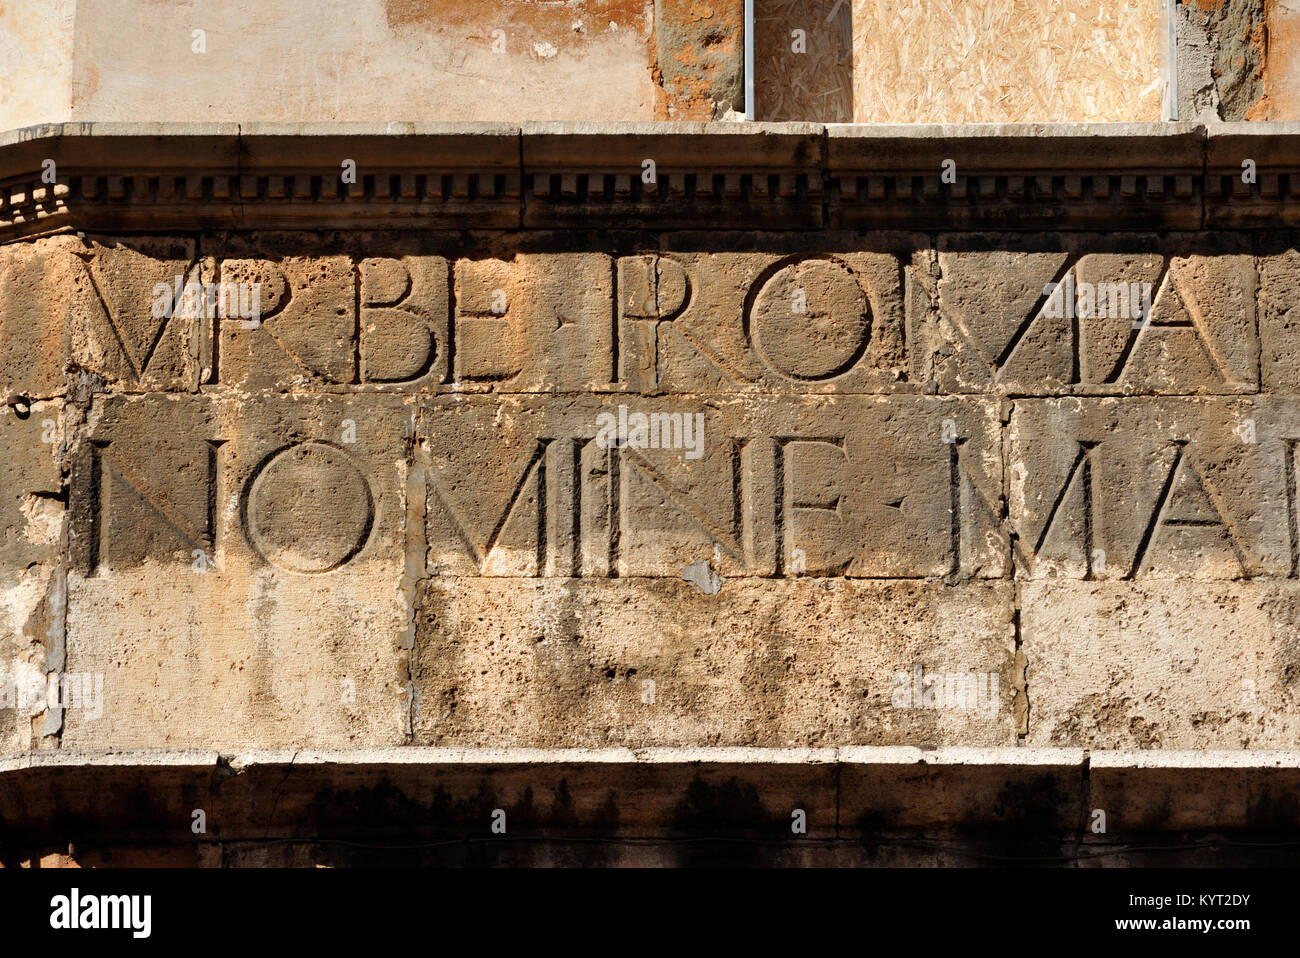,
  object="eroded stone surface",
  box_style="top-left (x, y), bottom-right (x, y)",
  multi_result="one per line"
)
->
top-left (70, 236), bottom-right (204, 392)
top-left (1022, 581), bottom-right (1300, 749)
top-left (643, 238), bottom-right (915, 393)
top-left (2, 227), bottom-right (1299, 761)
top-left (60, 393), bottom-right (413, 749)
top-left (455, 253), bottom-right (614, 390)
top-left (0, 238), bottom-right (77, 401)
top-left (412, 579), bottom-right (1017, 747)
top-left (419, 395), bottom-right (1006, 580)
top-left (1009, 397), bottom-right (1289, 580)
top-left (1260, 247), bottom-right (1300, 392)
top-left (924, 238), bottom-right (1258, 395)
top-left (0, 402), bottom-right (65, 753)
